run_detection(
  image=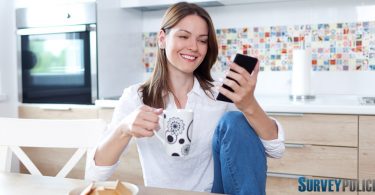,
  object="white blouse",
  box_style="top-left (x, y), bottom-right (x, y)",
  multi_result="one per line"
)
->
top-left (86, 78), bottom-right (285, 192)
